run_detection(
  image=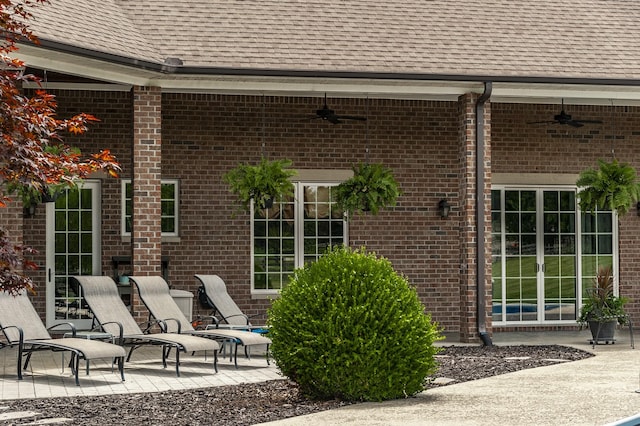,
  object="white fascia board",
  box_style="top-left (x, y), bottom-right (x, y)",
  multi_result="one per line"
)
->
top-left (156, 75), bottom-right (483, 100)
top-left (492, 82), bottom-right (640, 106)
top-left (14, 43), bottom-right (640, 105)
top-left (14, 43), bottom-right (158, 86)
